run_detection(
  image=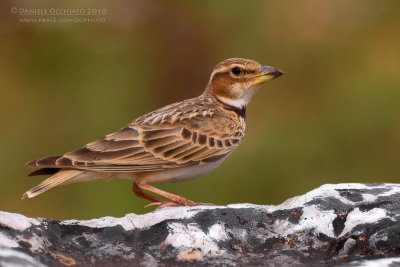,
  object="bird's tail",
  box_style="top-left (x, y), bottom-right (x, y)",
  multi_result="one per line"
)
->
top-left (22, 169), bottom-right (83, 199)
